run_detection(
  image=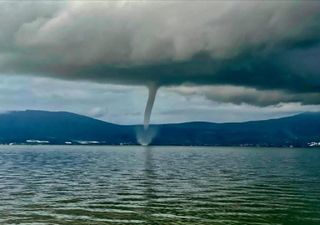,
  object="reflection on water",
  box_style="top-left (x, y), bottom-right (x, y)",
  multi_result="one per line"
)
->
top-left (0, 146), bottom-right (320, 225)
